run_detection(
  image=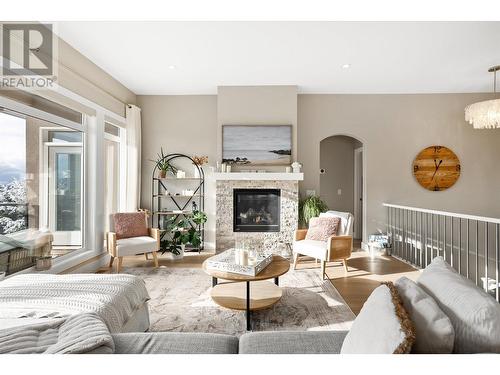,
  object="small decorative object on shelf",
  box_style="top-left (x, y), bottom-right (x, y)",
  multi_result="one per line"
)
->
top-left (291, 161), bottom-right (302, 173)
top-left (182, 189), bottom-right (194, 196)
top-left (221, 162), bottom-right (227, 172)
top-left (285, 166), bottom-right (292, 173)
top-left (226, 165), bottom-right (232, 173)
top-left (150, 147), bottom-right (176, 178)
top-left (206, 248), bottom-right (273, 276)
top-left (176, 170), bottom-right (186, 178)
top-left (192, 155), bottom-right (208, 178)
